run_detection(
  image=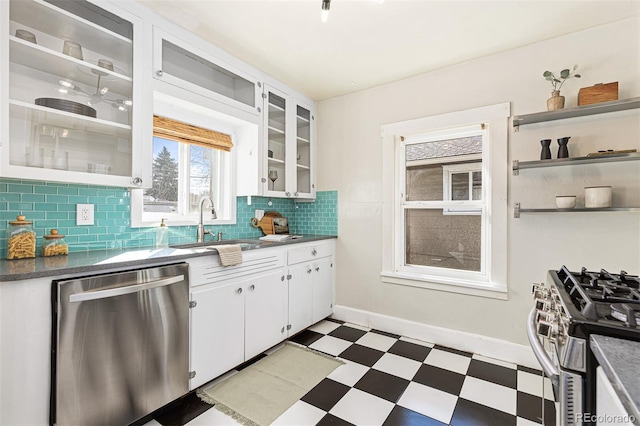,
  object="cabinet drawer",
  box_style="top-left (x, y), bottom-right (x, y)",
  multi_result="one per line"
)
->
top-left (189, 249), bottom-right (284, 287)
top-left (288, 241), bottom-right (333, 265)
